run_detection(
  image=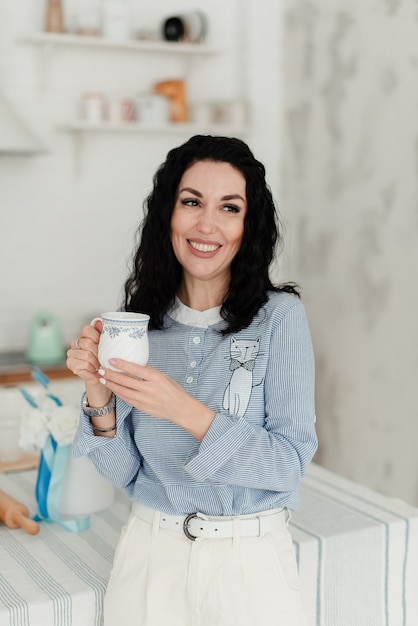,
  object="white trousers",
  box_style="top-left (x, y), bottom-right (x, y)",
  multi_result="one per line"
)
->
top-left (104, 508), bottom-right (307, 626)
